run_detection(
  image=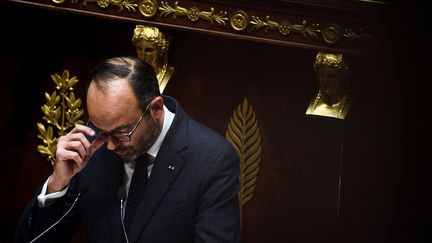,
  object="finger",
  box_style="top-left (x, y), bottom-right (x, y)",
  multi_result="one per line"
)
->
top-left (58, 149), bottom-right (83, 167)
top-left (63, 140), bottom-right (87, 160)
top-left (70, 124), bottom-right (96, 137)
top-left (67, 132), bottom-right (92, 155)
top-left (89, 137), bottom-right (106, 157)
